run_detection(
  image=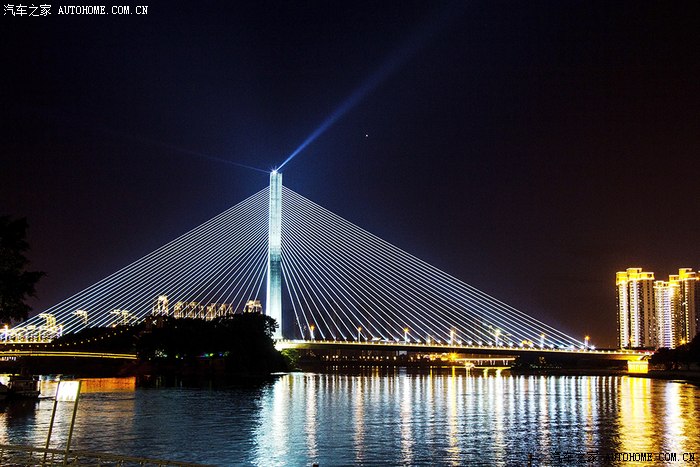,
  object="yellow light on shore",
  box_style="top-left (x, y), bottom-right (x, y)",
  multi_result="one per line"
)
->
top-left (627, 360), bottom-right (648, 374)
